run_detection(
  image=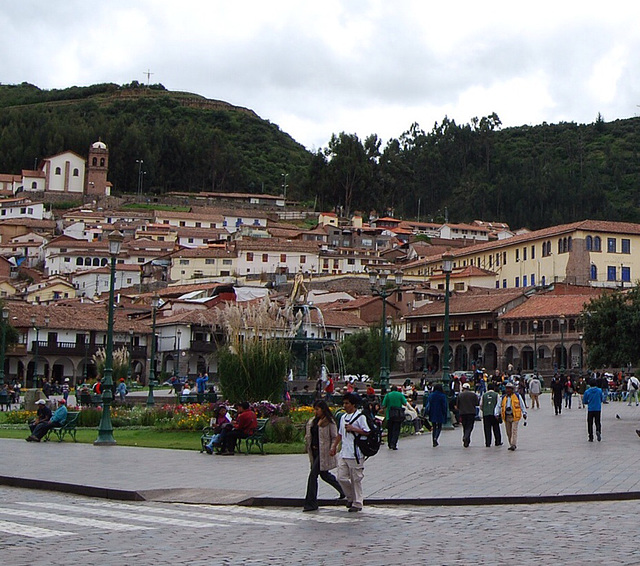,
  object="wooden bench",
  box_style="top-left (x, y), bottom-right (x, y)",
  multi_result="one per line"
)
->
top-left (44, 412), bottom-right (80, 442)
top-left (238, 418), bottom-right (269, 455)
